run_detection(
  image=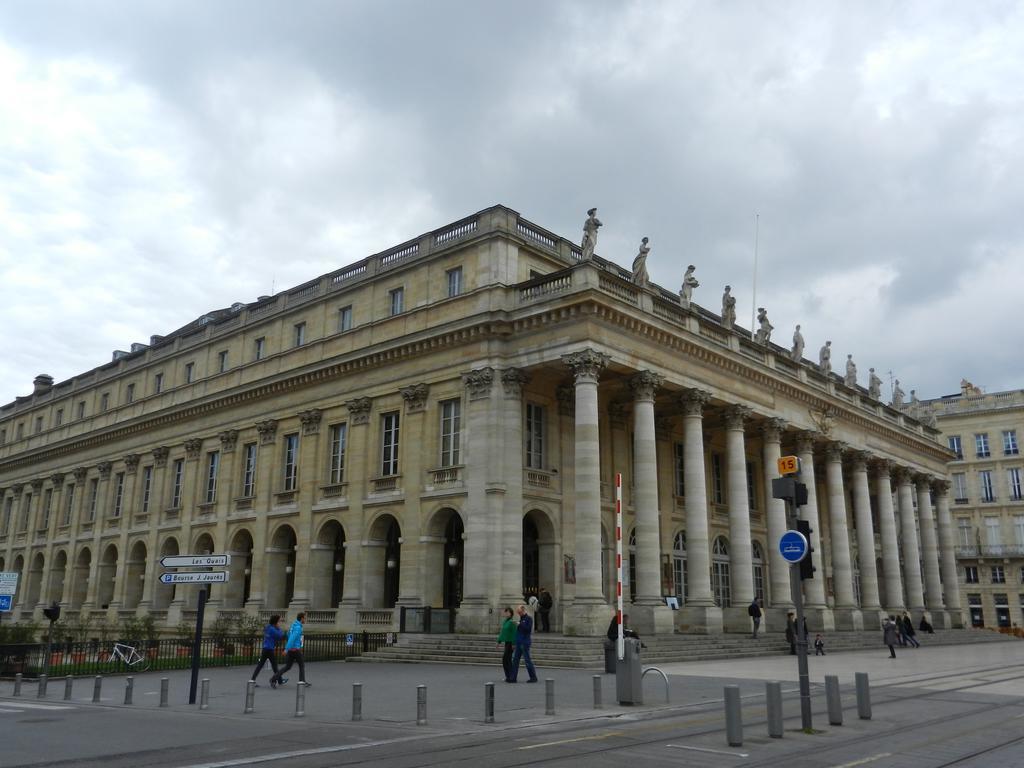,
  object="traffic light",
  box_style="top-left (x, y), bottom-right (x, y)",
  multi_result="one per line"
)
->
top-left (796, 519), bottom-right (815, 580)
top-left (794, 482), bottom-right (808, 507)
top-left (42, 602), bottom-right (61, 622)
